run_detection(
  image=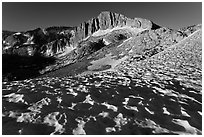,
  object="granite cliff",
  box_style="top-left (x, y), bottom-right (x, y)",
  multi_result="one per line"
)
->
top-left (72, 11), bottom-right (160, 44)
